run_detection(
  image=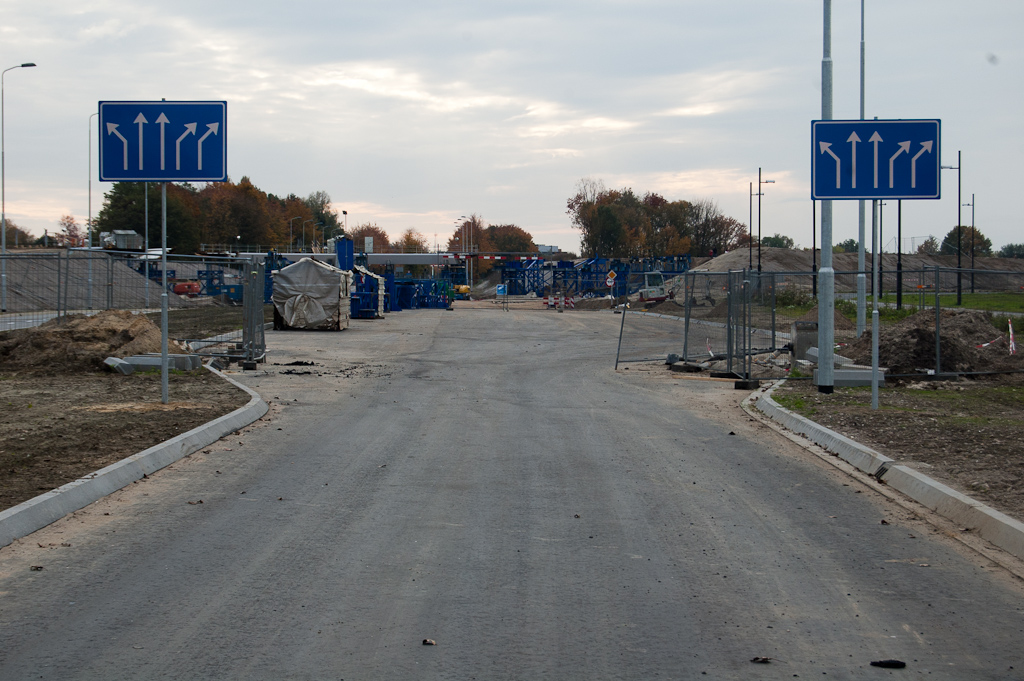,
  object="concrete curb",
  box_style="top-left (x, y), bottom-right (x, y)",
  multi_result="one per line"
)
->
top-left (752, 382), bottom-right (1024, 562)
top-left (0, 365), bottom-right (269, 548)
